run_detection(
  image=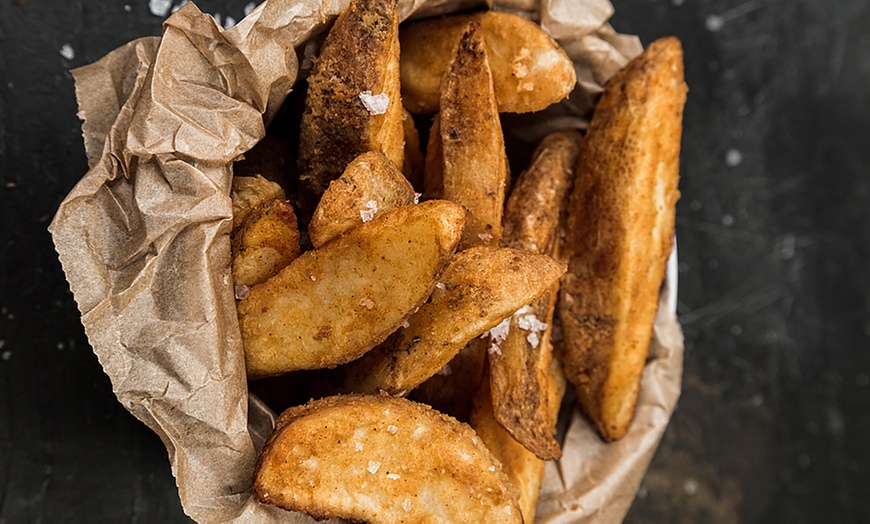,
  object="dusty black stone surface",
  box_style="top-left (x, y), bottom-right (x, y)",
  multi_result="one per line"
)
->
top-left (0, 0), bottom-right (867, 522)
